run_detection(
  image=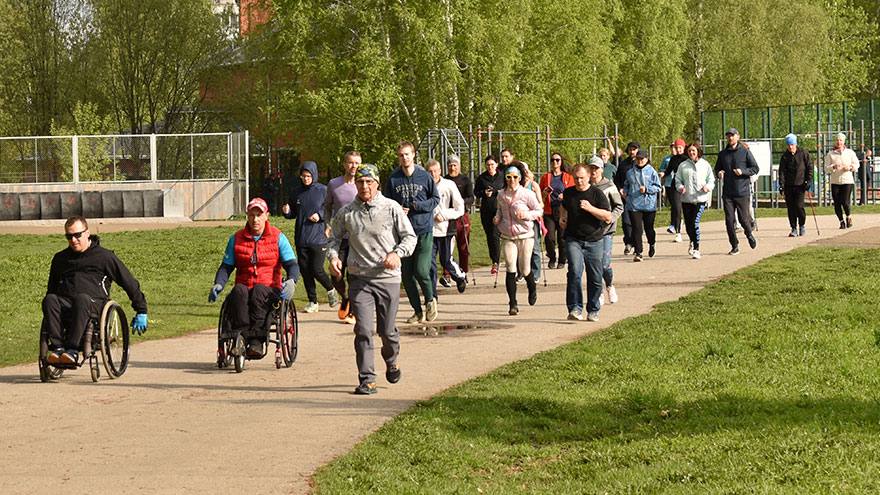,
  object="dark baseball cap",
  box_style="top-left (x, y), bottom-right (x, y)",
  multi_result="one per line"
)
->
top-left (626, 141), bottom-right (640, 151)
top-left (725, 128), bottom-right (740, 136)
top-left (635, 150), bottom-right (648, 160)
